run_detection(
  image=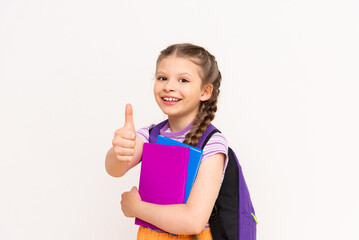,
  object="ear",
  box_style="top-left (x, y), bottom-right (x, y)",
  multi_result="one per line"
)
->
top-left (200, 83), bottom-right (213, 101)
